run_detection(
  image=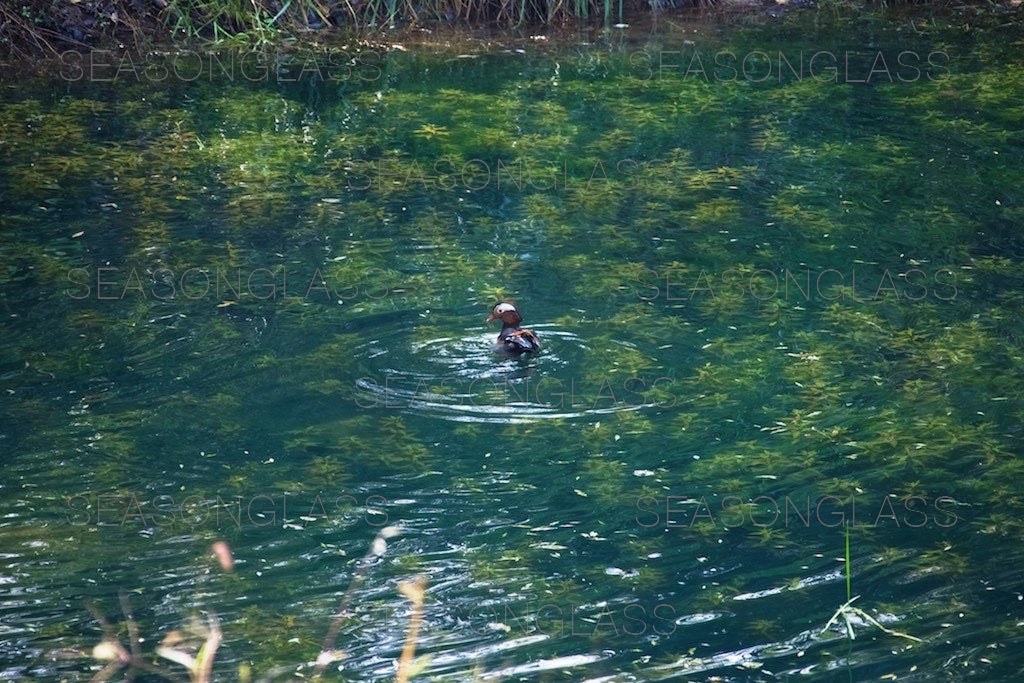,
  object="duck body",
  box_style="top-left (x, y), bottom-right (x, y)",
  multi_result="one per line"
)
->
top-left (487, 302), bottom-right (540, 355)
